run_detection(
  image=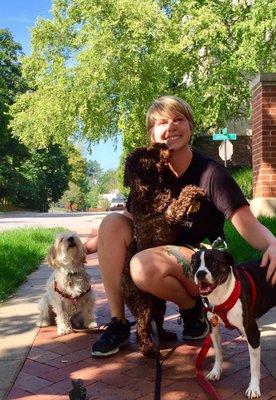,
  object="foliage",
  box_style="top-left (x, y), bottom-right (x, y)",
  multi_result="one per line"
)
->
top-left (86, 159), bottom-right (103, 185)
top-left (0, 227), bottom-right (64, 302)
top-left (97, 169), bottom-right (119, 194)
top-left (0, 29), bottom-right (71, 211)
top-left (230, 166), bottom-right (253, 199)
top-left (86, 186), bottom-right (100, 208)
top-left (0, 29), bottom-right (29, 201)
top-left (16, 144), bottom-right (71, 211)
top-left (10, 0), bottom-right (276, 158)
top-left (60, 181), bottom-right (86, 210)
top-left (97, 197), bottom-right (111, 211)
